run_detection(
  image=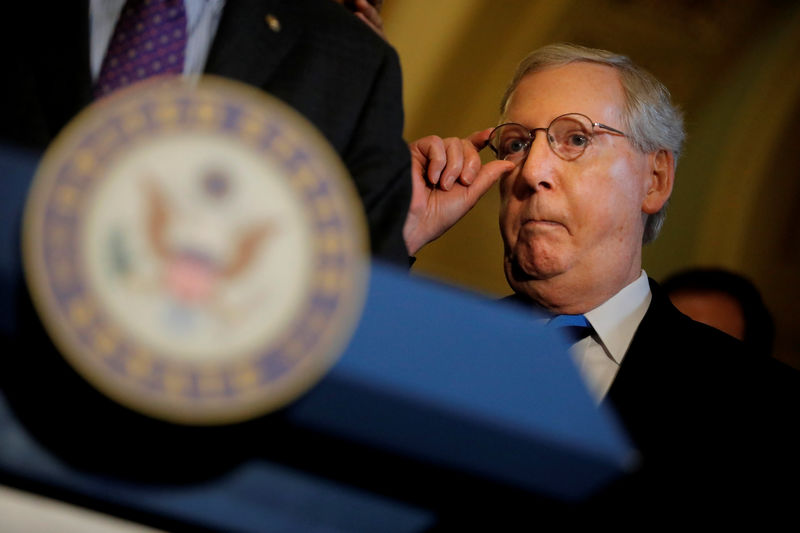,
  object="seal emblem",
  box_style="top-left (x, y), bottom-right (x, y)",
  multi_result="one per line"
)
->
top-left (23, 77), bottom-right (369, 425)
